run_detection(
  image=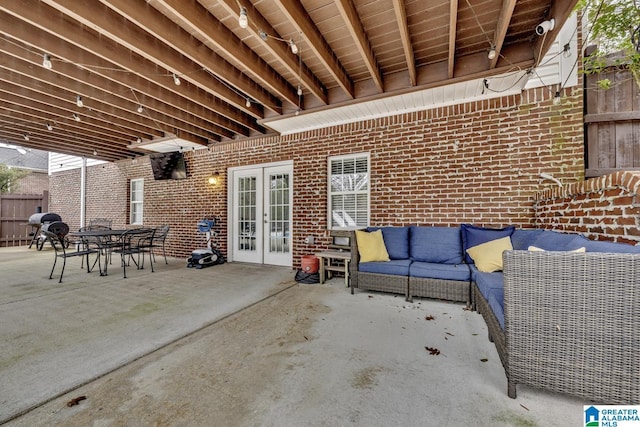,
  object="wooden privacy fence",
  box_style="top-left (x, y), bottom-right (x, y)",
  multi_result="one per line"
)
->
top-left (585, 68), bottom-right (640, 178)
top-left (0, 191), bottom-right (48, 247)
